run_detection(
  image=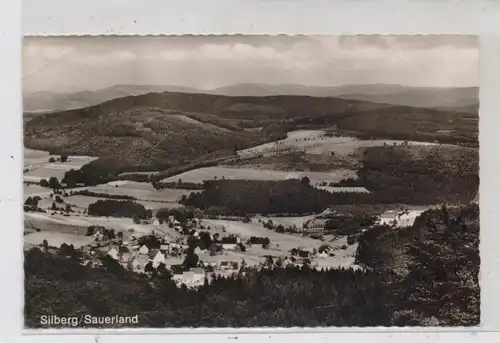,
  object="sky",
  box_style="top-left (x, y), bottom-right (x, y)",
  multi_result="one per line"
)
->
top-left (22, 35), bottom-right (478, 93)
